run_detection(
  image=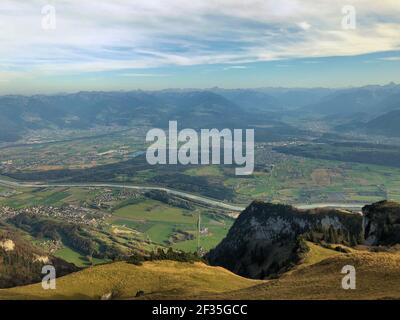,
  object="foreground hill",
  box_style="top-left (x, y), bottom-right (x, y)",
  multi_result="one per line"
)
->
top-left (208, 249), bottom-right (400, 300)
top-left (2, 241), bottom-right (400, 300)
top-left (0, 260), bottom-right (260, 300)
